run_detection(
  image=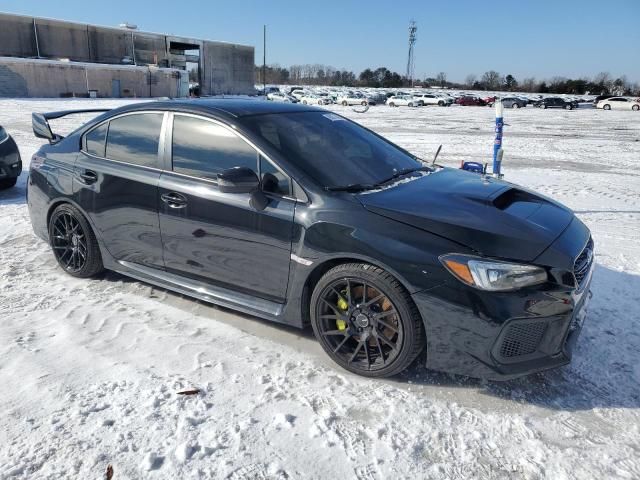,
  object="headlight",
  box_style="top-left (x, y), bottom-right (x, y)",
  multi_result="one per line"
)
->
top-left (440, 254), bottom-right (547, 291)
top-left (0, 126), bottom-right (8, 144)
